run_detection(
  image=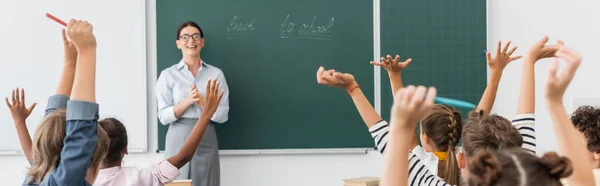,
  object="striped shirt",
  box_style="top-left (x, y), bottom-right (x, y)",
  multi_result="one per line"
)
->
top-left (368, 114), bottom-right (536, 186)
